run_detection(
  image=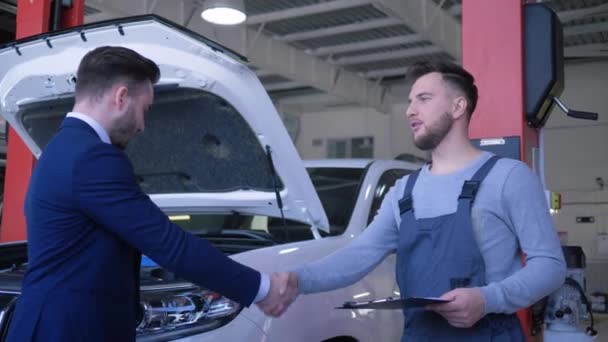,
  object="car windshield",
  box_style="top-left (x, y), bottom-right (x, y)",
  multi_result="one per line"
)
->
top-left (307, 167), bottom-right (364, 233)
top-left (168, 167), bottom-right (365, 252)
